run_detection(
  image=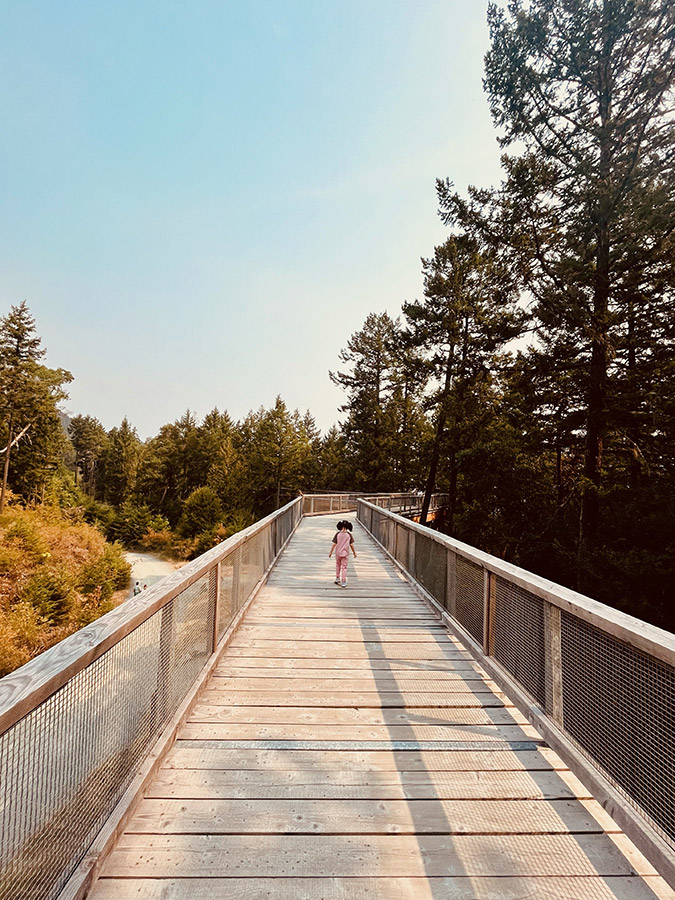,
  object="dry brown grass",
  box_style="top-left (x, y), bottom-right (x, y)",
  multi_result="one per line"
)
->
top-left (0, 503), bottom-right (130, 676)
